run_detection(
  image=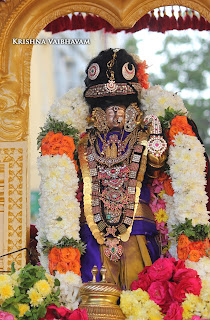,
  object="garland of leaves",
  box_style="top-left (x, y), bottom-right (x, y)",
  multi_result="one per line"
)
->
top-left (41, 236), bottom-right (86, 255)
top-left (171, 218), bottom-right (210, 242)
